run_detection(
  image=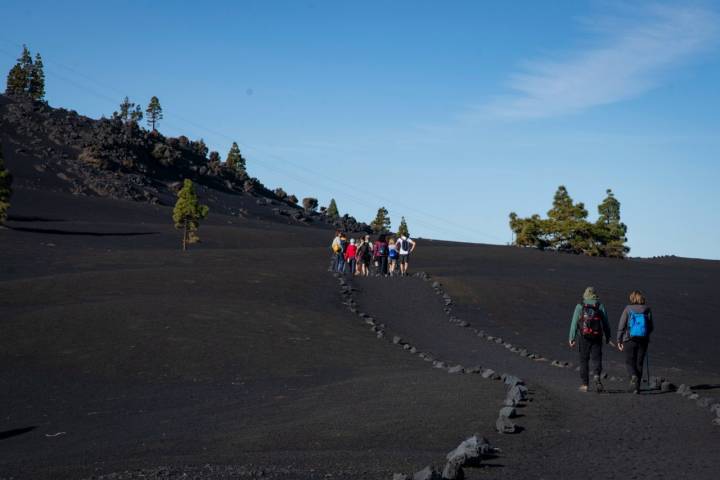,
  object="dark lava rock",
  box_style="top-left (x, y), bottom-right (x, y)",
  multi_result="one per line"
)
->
top-left (413, 466), bottom-right (442, 480)
top-left (445, 434), bottom-right (486, 465)
top-left (697, 397), bottom-right (713, 408)
top-left (441, 461), bottom-right (464, 480)
top-left (495, 415), bottom-right (518, 434)
top-left (480, 368), bottom-right (496, 379)
top-left (648, 376), bottom-right (663, 389)
top-left (507, 384), bottom-right (528, 403)
top-left (393, 474), bottom-right (411, 480)
top-left (499, 406), bottom-right (517, 418)
top-left (661, 381), bottom-right (676, 392)
top-left (503, 375), bottom-right (524, 387)
top-left (676, 384), bottom-right (691, 396)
